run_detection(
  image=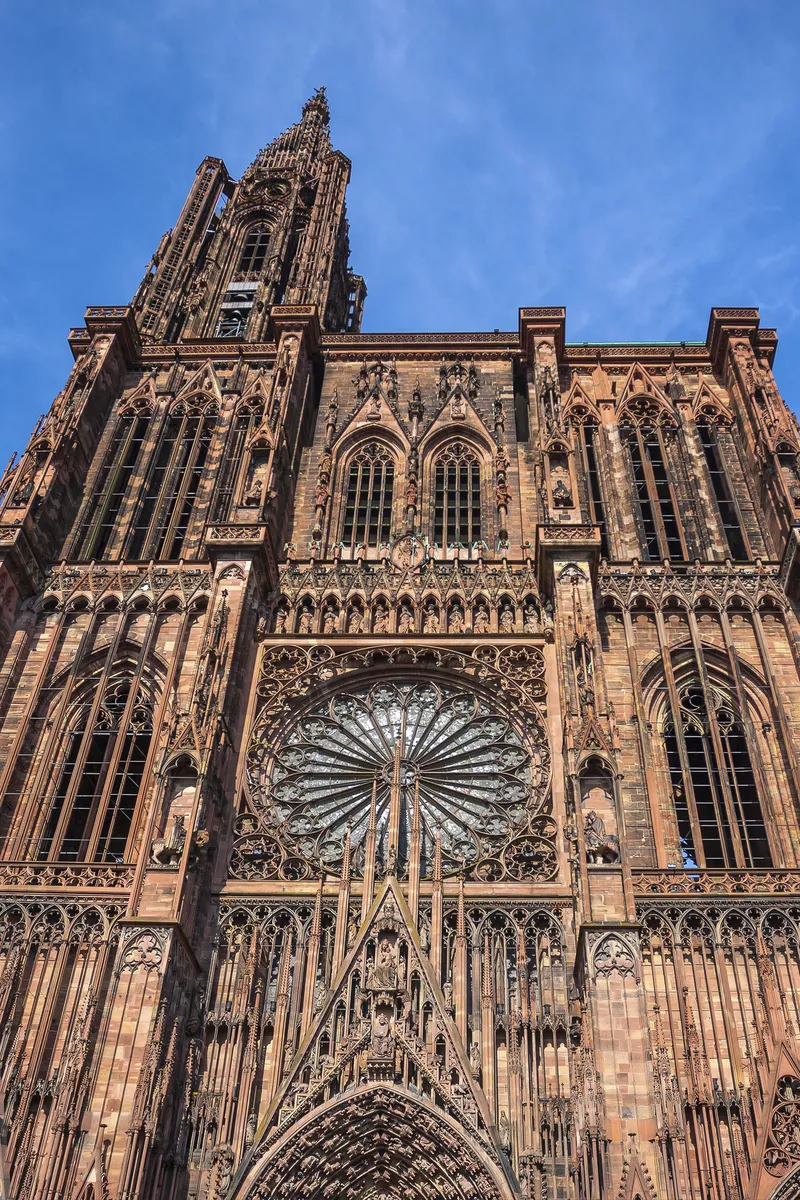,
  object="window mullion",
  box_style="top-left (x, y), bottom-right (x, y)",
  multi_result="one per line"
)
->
top-left (160, 418), bottom-right (204, 558)
top-left (702, 698), bottom-right (747, 868)
top-left (639, 430), bottom-right (670, 559)
top-left (663, 688), bottom-right (707, 868)
top-left (84, 418), bottom-right (137, 559)
top-left (45, 681), bottom-right (110, 861)
top-left (657, 429), bottom-right (688, 559)
top-left (135, 412), bottom-right (188, 560)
